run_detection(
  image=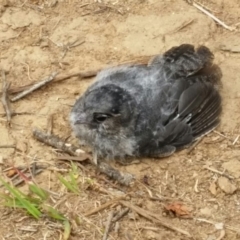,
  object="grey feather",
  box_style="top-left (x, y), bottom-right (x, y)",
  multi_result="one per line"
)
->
top-left (70, 44), bottom-right (222, 160)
